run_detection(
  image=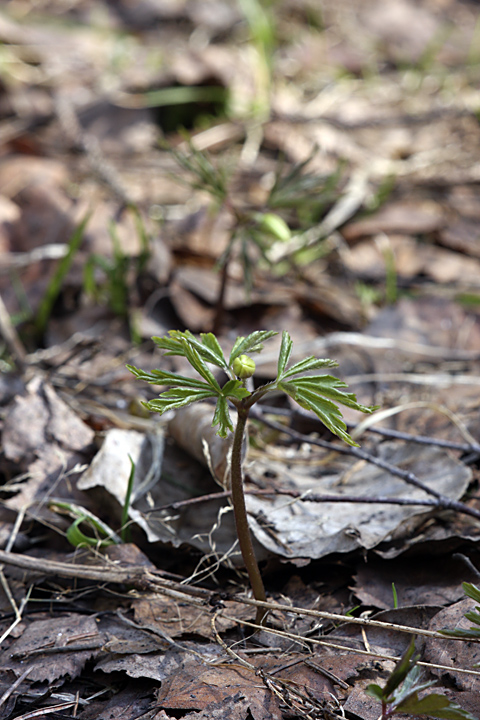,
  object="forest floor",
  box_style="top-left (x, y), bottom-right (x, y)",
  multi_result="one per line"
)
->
top-left (2, 1), bottom-right (480, 718)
